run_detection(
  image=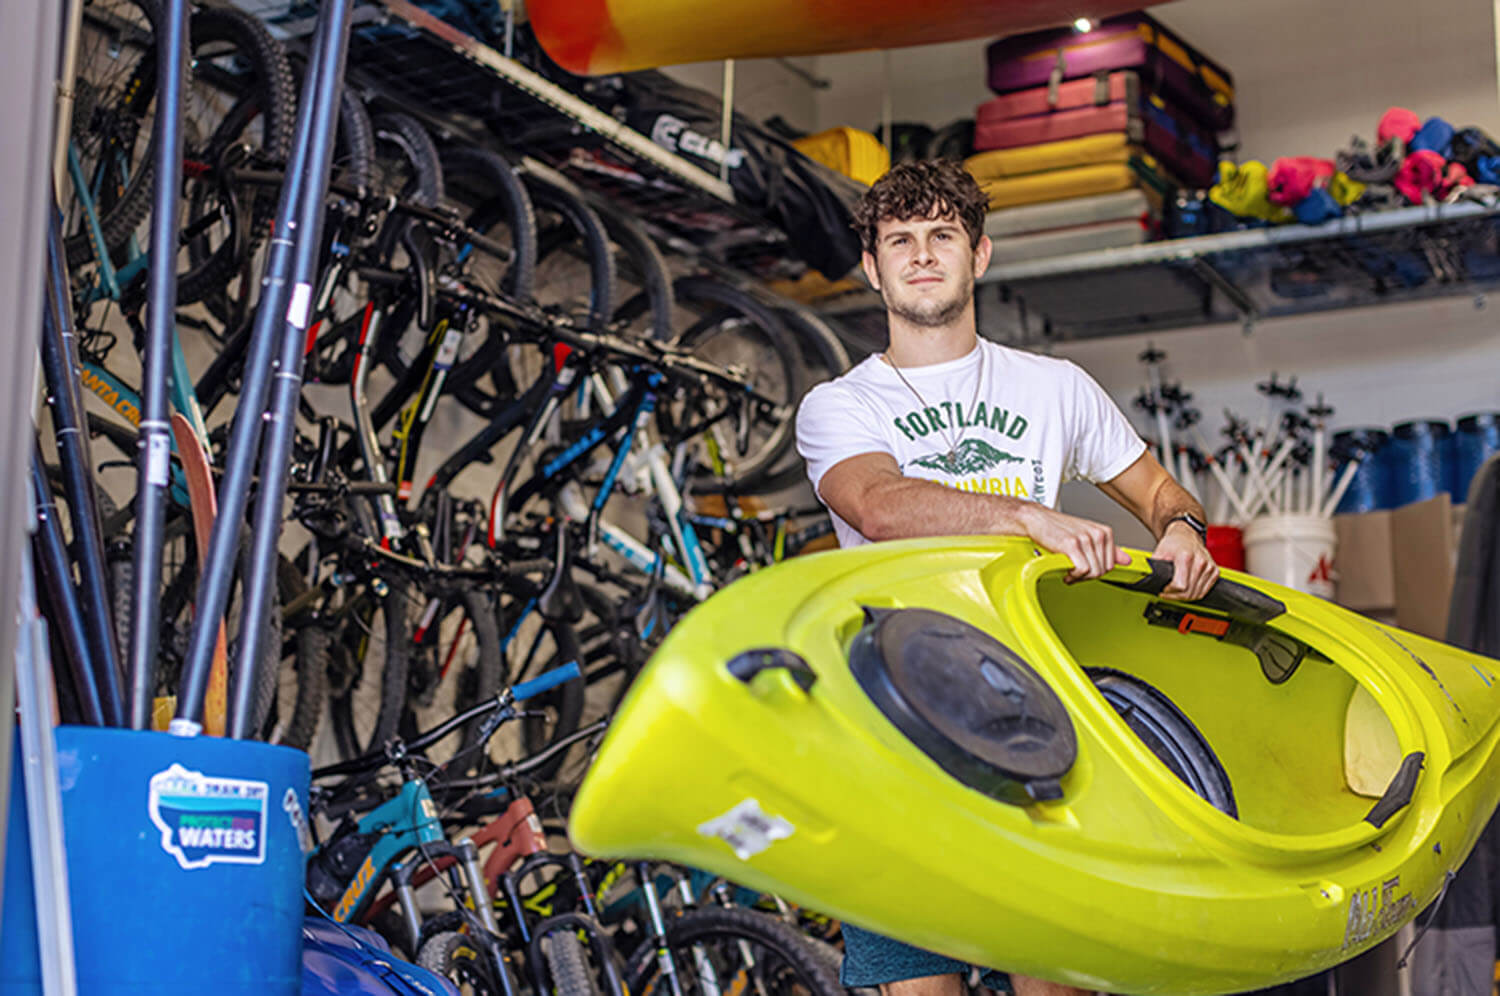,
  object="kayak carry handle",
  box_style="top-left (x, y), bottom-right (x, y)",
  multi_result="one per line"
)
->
top-left (1366, 752), bottom-right (1424, 828)
top-left (727, 648), bottom-right (818, 693)
top-left (1117, 559), bottom-right (1286, 624)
